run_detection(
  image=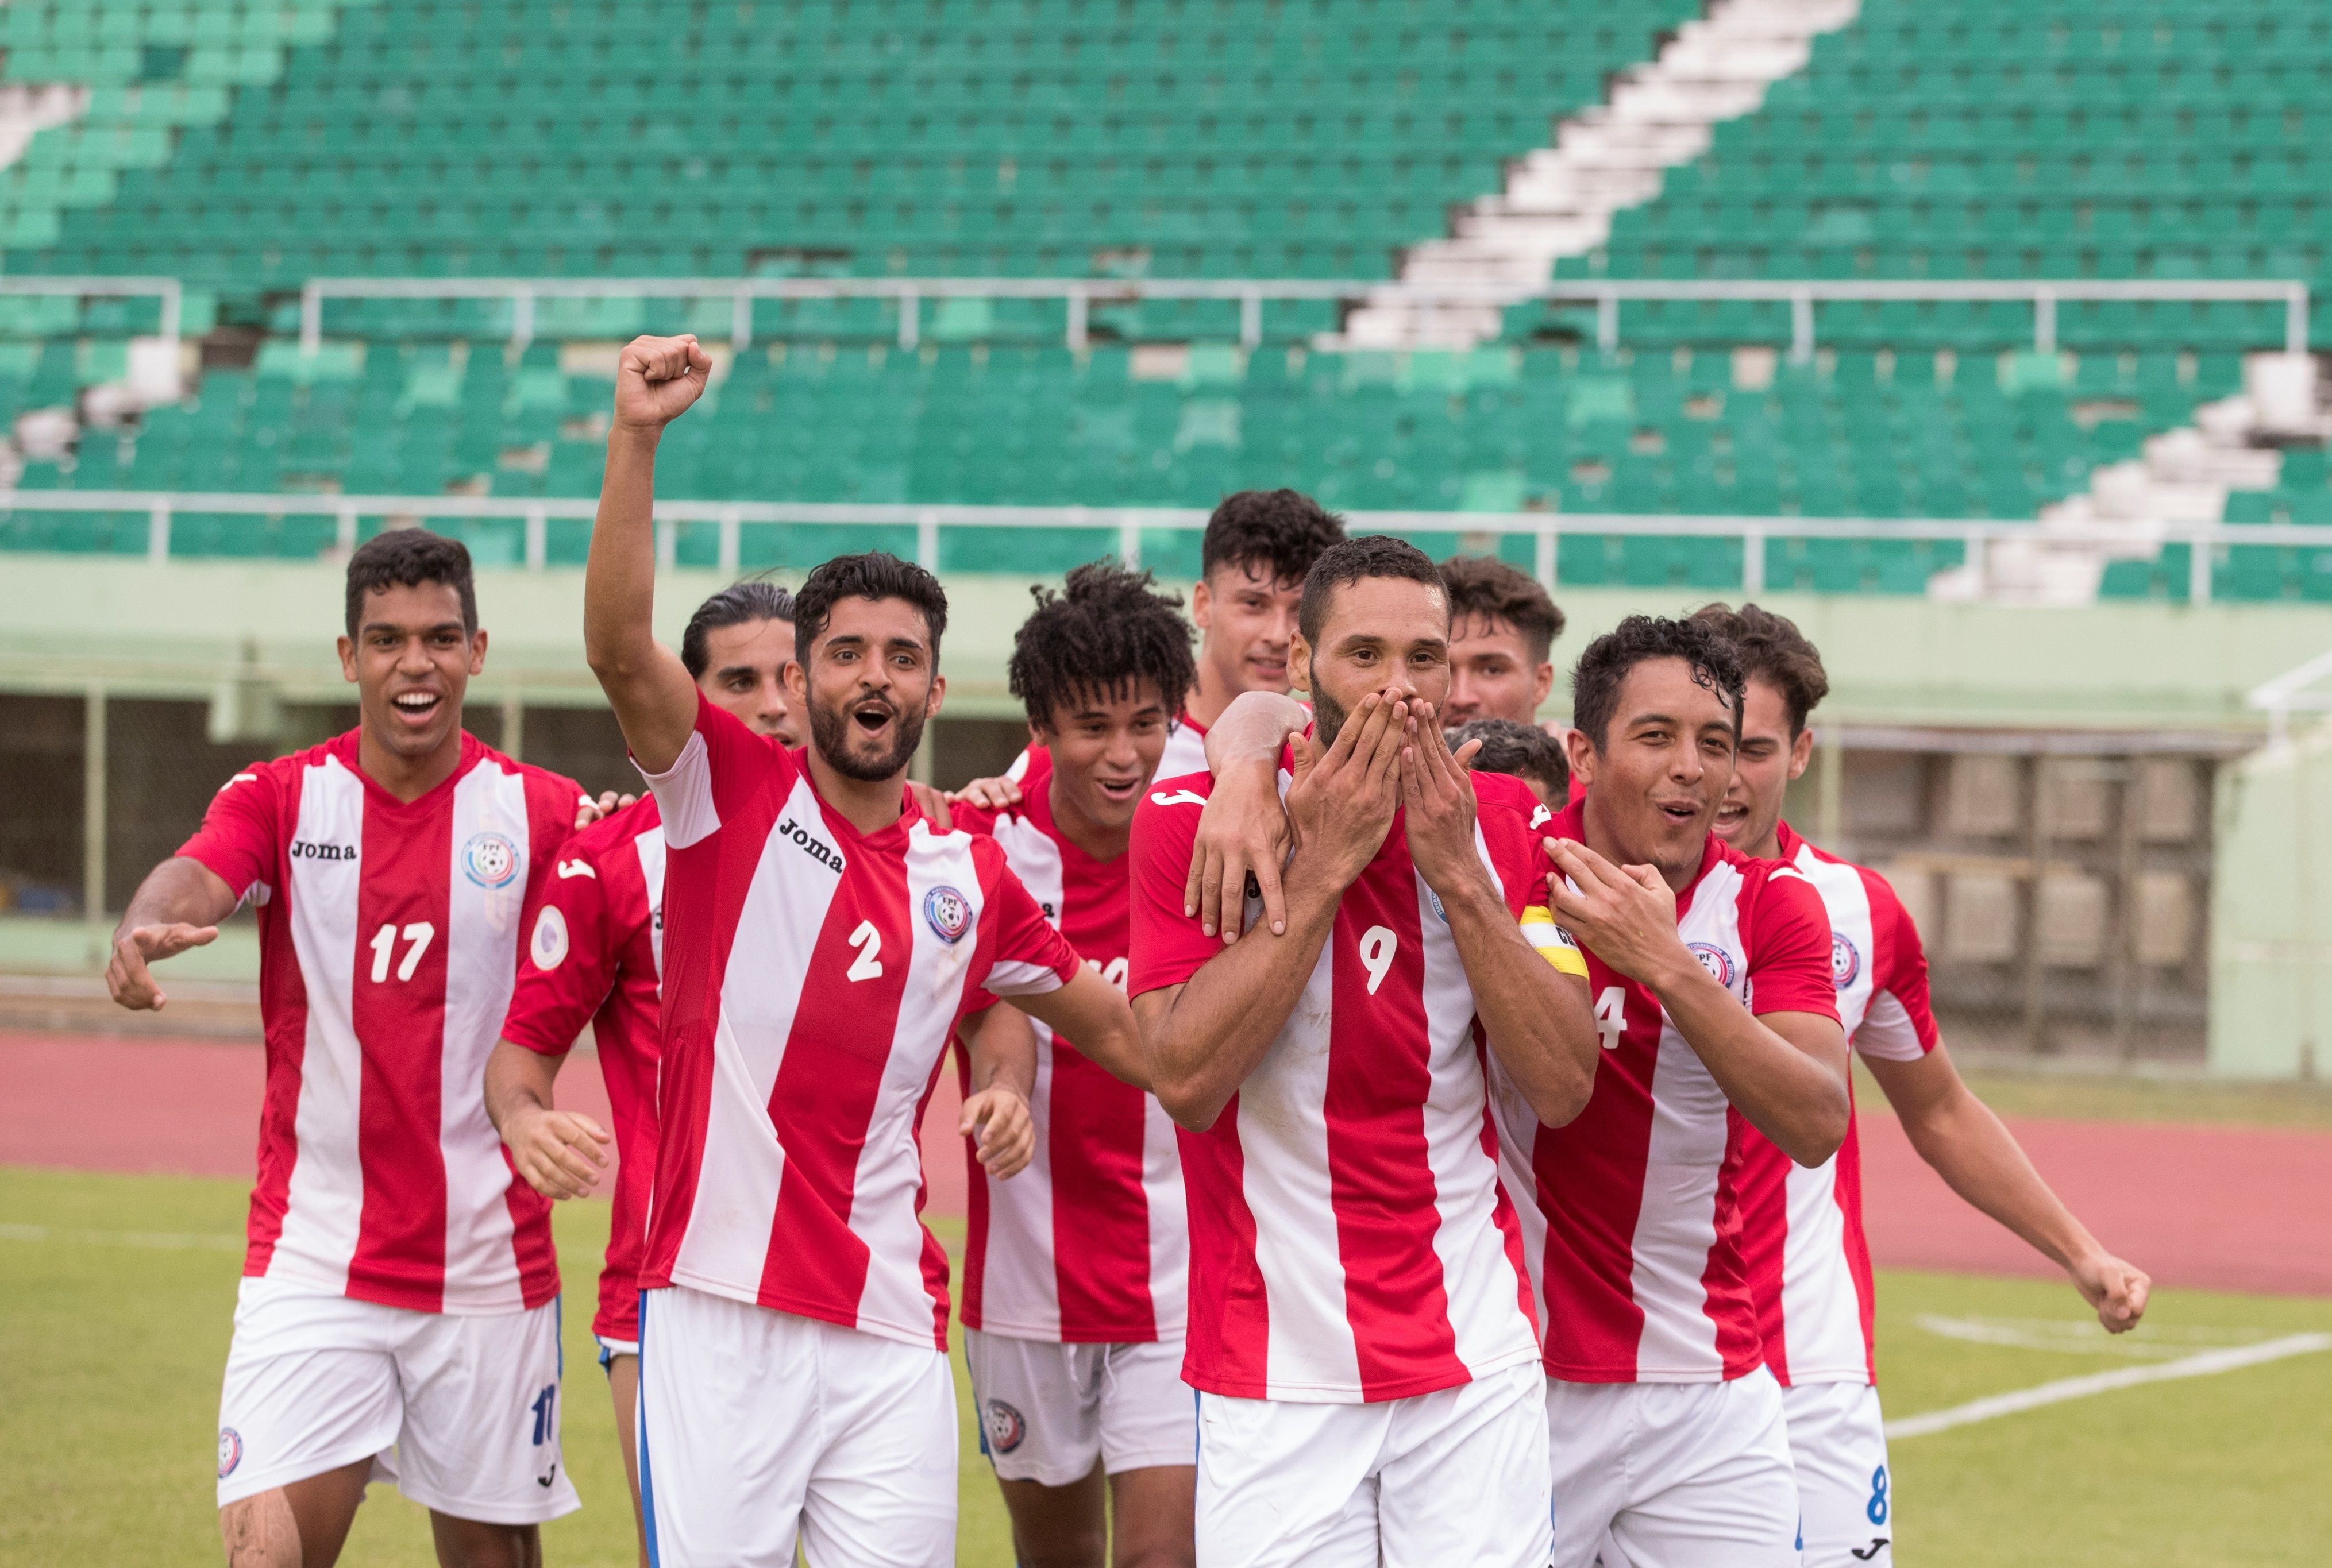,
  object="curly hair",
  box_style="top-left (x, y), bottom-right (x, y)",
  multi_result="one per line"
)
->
top-left (793, 552), bottom-right (948, 666)
top-left (1448, 717), bottom-right (1569, 801)
top-left (1439, 554), bottom-right (1565, 664)
top-left (1296, 534), bottom-right (1447, 648)
top-left (1009, 561), bottom-right (1198, 731)
top-left (1570, 614), bottom-right (1746, 752)
top-left (1689, 601), bottom-right (1831, 736)
top-left (681, 580), bottom-right (797, 678)
top-left (1201, 489), bottom-right (1346, 588)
